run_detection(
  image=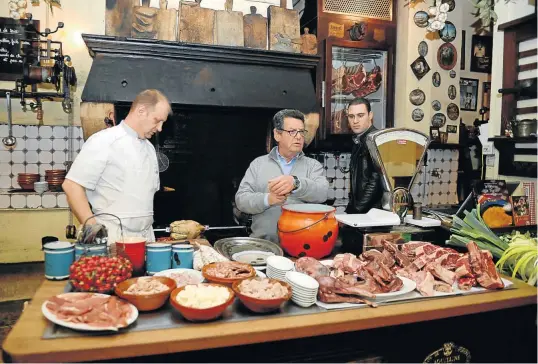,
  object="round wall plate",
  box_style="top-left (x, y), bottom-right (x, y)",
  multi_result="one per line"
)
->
top-left (437, 43), bottom-right (458, 70)
top-left (432, 100), bottom-right (441, 111)
top-left (418, 41), bottom-right (428, 57)
top-left (412, 108), bottom-right (424, 122)
top-left (448, 85), bottom-right (457, 100)
top-left (431, 113), bottom-right (447, 128)
top-left (414, 11), bottom-right (429, 28)
top-left (409, 89), bottom-right (426, 106)
top-left (442, 0), bottom-right (456, 12)
top-left (449, 70), bottom-right (456, 78)
top-left (447, 103), bottom-right (460, 120)
top-left (432, 72), bottom-right (441, 87)
top-left (439, 21), bottom-right (456, 42)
